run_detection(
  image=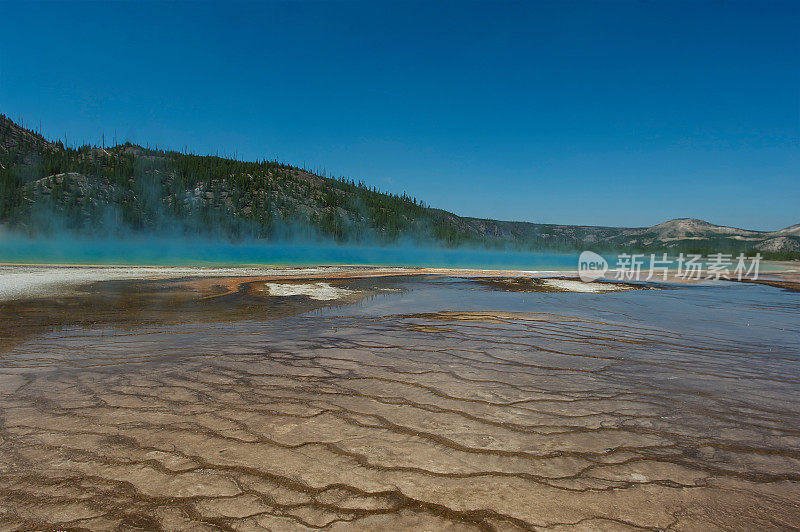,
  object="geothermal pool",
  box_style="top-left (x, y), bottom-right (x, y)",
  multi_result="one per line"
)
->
top-left (0, 268), bottom-right (798, 529)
